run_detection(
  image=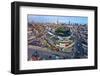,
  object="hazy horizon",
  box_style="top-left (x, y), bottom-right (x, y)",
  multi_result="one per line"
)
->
top-left (28, 15), bottom-right (88, 25)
